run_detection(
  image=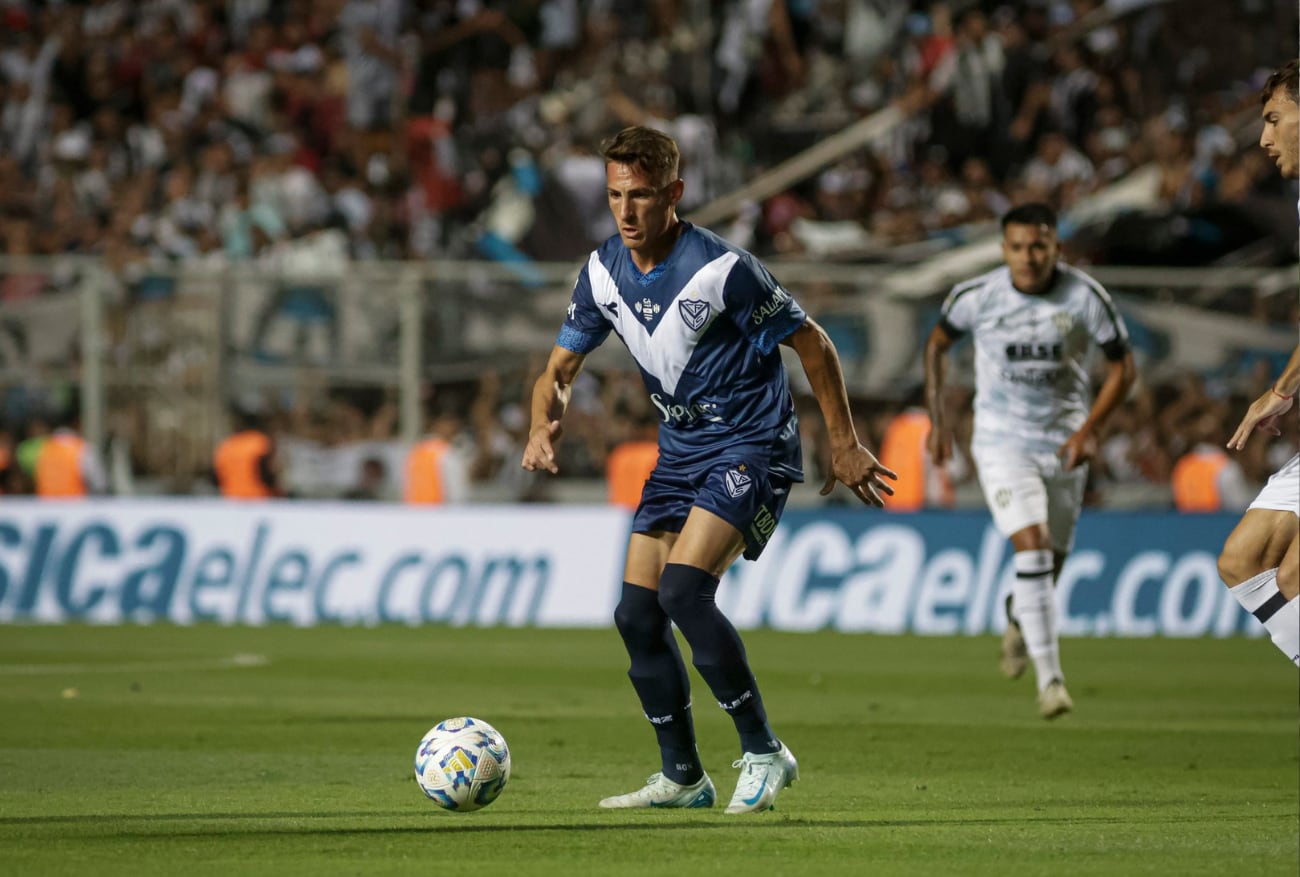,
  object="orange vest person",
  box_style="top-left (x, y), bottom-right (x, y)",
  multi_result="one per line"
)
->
top-left (404, 411), bottom-right (468, 505)
top-left (35, 427), bottom-right (106, 497)
top-left (1171, 445), bottom-right (1230, 512)
top-left (214, 425), bottom-right (279, 499)
top-left (879, 407), bottom-right (952, 511)
top-left (608, 439), bottom-right (659, 510)
top-left (405, 437), bottom-right (452, 503)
